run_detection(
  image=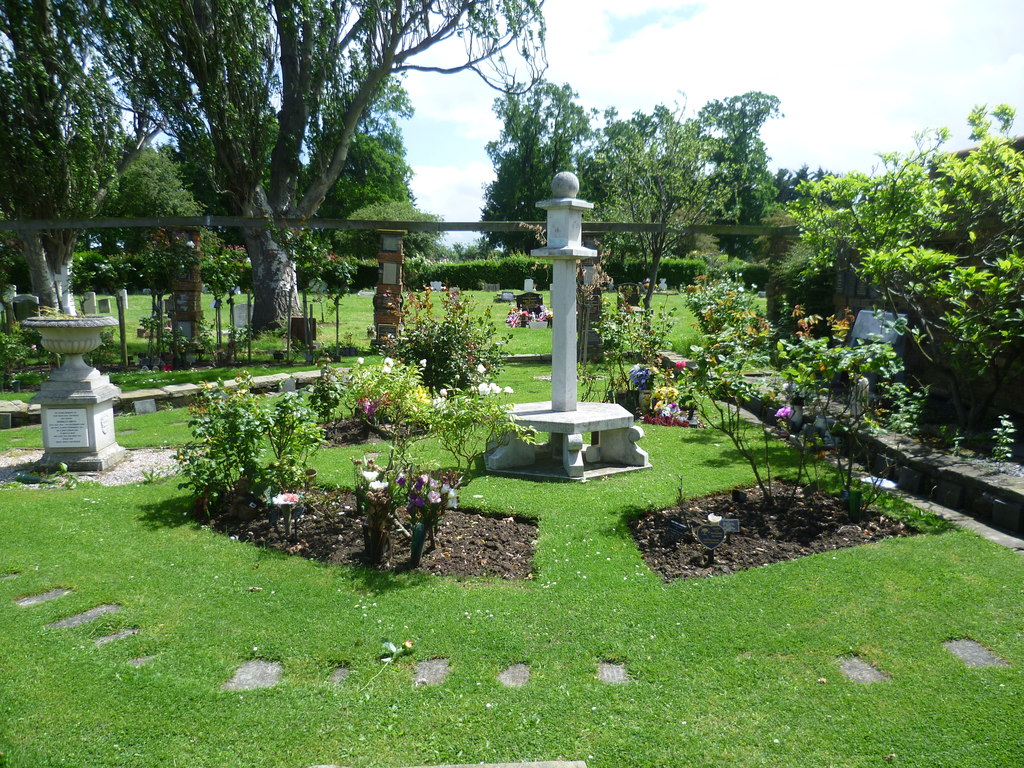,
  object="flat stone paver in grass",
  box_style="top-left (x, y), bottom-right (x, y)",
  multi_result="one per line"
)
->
top-left (498, 663), bottom-right (530, 687)
top-left (394, 762), bottom-right (588, 768)
top-left (222, 660), bottom-right (283, 690)
top-left (46, 603), bottom-right (119, 629)
top-left (128, 655), bottom-right (156, 667)
top-left (15, 587), bottom-right (72, 606)
top-left (329, 667), bottom-right (350, 684)
top-left (1, 572), bottom-right (20, 581)
top-left (944, 639), bottom-right (1010, 668)
top-left (414, 658), bottom-right (449, 686)
top-left (95, 628), bottom-right (140, 647)
top-left (839, 656), bottom-right (890, 683)
top-left (597, 662), bottom-right (630, 684)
